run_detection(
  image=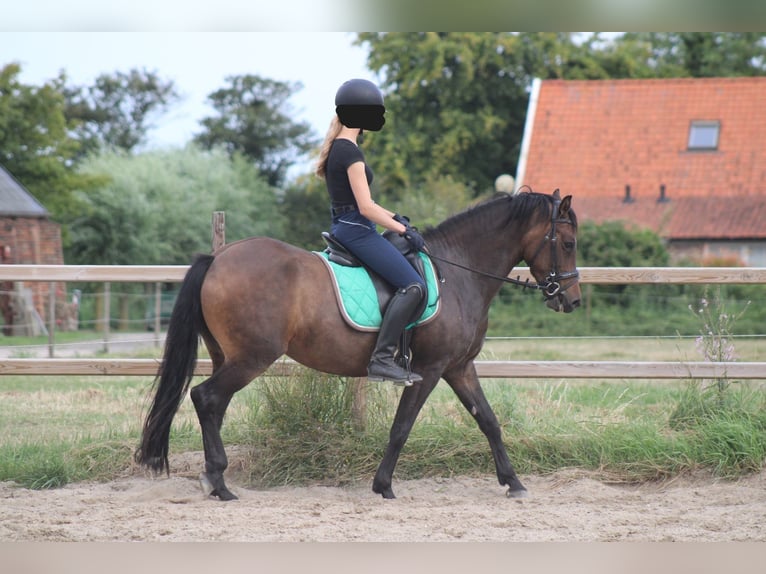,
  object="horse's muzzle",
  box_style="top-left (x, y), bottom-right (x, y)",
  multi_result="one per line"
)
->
top-left (545, 283), bottom-right (581, 313)
top-left (546, 294), bottom-right (581, 313)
